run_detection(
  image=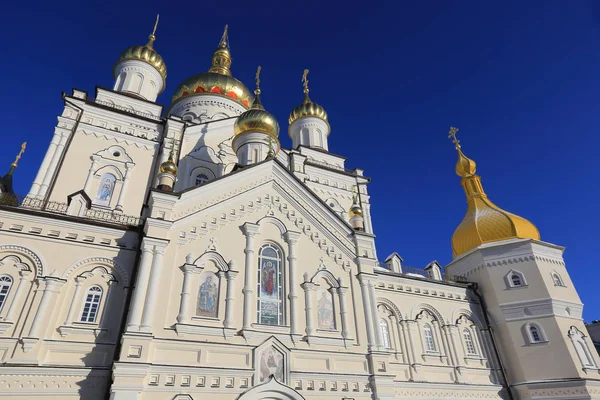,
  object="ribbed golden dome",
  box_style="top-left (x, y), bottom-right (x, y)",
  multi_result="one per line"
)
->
top-left (114, 16), bottom-right (167, 88)
top-left (288, 69), bottom-right (328, 126)
top-left (449, 128), bottom-right (540, 258)
top-left (170, 25), bottom-right (253, 109)
top-left (160, 151), bottom-right (178, 176)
